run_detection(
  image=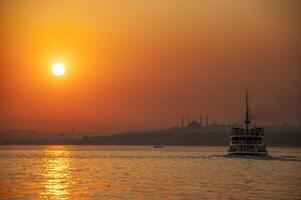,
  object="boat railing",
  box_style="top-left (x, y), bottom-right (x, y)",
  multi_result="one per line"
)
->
top-left (230, 141), bottom-right (263, 145)
top-left (231, 127), bottom-right (264, 136)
